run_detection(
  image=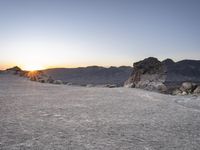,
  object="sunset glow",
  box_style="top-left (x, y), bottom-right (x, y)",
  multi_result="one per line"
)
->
top-left (0, 0), bottom-right (200, 70)
top-left (22, 64), bottom-right (44, 71)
